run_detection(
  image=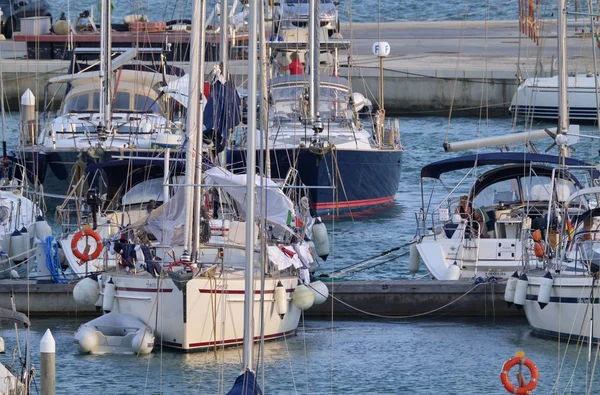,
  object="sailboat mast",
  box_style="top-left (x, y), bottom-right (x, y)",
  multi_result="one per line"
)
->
top-left (242, 0), bottom-right (259, 372)
top-left (183, 0), bottom-right (204, 252)
top-left (192, 0), bottom-right (208, 257)
top-left (100, 0), bottom-right (112, 134)
top-left (557, 0), bottom-right (568, 138)
top-left (308, 0), bottom-right (320, 120)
